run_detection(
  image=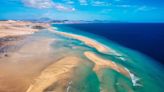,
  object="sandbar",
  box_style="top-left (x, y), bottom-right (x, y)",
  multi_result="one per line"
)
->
top-left (84, 51), bottom-right (130, 77)
top-left (26, 56), bottom-right (81, 92)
